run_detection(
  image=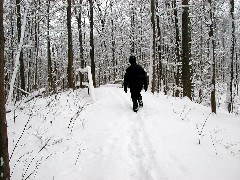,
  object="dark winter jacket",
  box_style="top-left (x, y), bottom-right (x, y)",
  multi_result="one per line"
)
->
top-left (124, 61), bottom-right (148, 93)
